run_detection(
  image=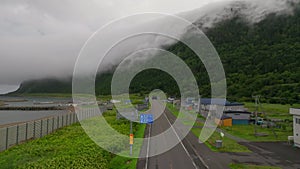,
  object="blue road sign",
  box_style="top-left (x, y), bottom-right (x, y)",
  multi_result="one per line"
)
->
top-left (140, 114), bottom-right (154, 124)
